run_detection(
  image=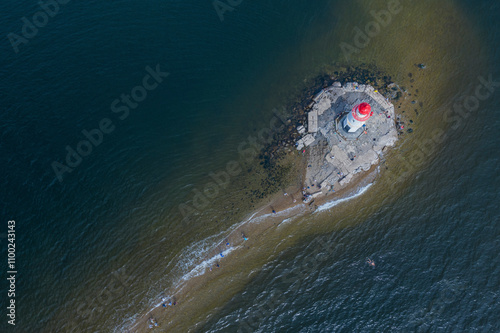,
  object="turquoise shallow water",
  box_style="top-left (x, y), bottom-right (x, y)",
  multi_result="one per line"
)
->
top-left (0, 0), bottom-right (499, 332)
